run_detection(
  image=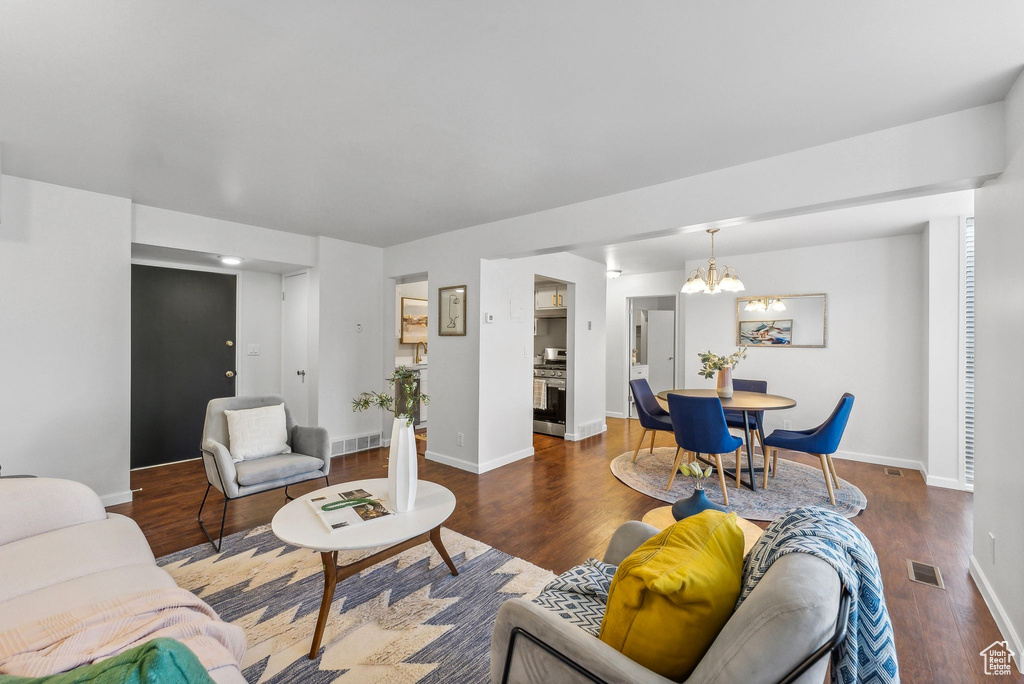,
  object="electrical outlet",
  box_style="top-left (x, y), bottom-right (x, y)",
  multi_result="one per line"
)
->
top-left (990, 532), bottom-right (996, 564)
top-left (457, 432), bottom-right (464, 447)
top-left (783, 420), bottom-right (793, 430)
